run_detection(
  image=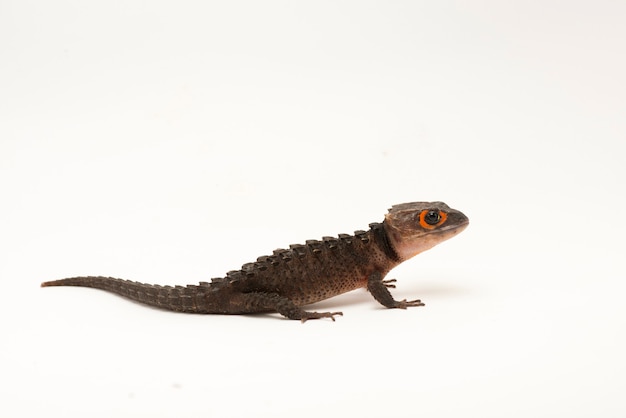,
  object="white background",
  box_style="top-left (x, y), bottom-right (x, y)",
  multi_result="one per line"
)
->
top-left (1, 1), bottom-right (625, 417)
